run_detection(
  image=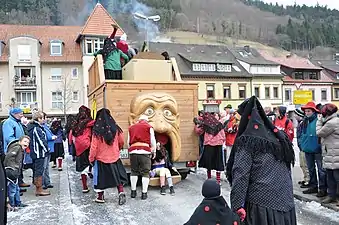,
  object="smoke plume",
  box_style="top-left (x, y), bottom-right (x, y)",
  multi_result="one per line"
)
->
top-left (103, 0), bottom-right (160, 41)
